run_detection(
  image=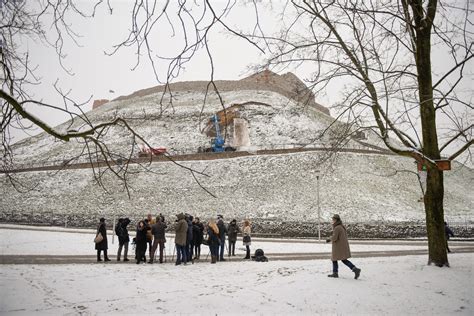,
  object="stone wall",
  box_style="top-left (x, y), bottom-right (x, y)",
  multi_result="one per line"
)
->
top-left (107, 70), bottom-right (331, 116)
top-left (92, 99), bottom-right (109, 109)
